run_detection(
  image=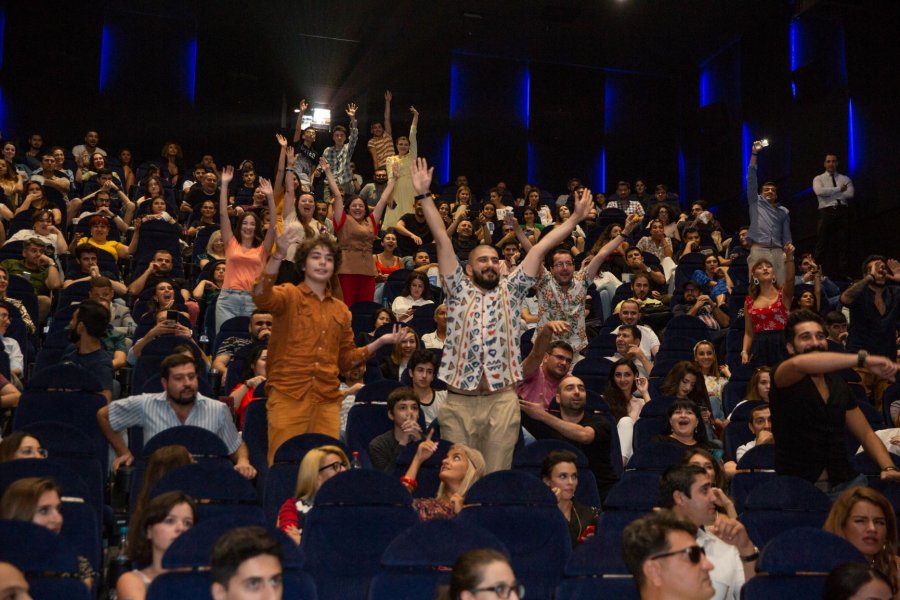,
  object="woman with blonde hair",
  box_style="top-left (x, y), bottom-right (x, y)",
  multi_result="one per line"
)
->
top-left (199, 229), bottom-right (226, 269)
top-left (277, 445), bottom-right (349, 544)
top-left (824, 486), bottom-right (900, 594)
top-left (402, 435), bottom-right (486, 521)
